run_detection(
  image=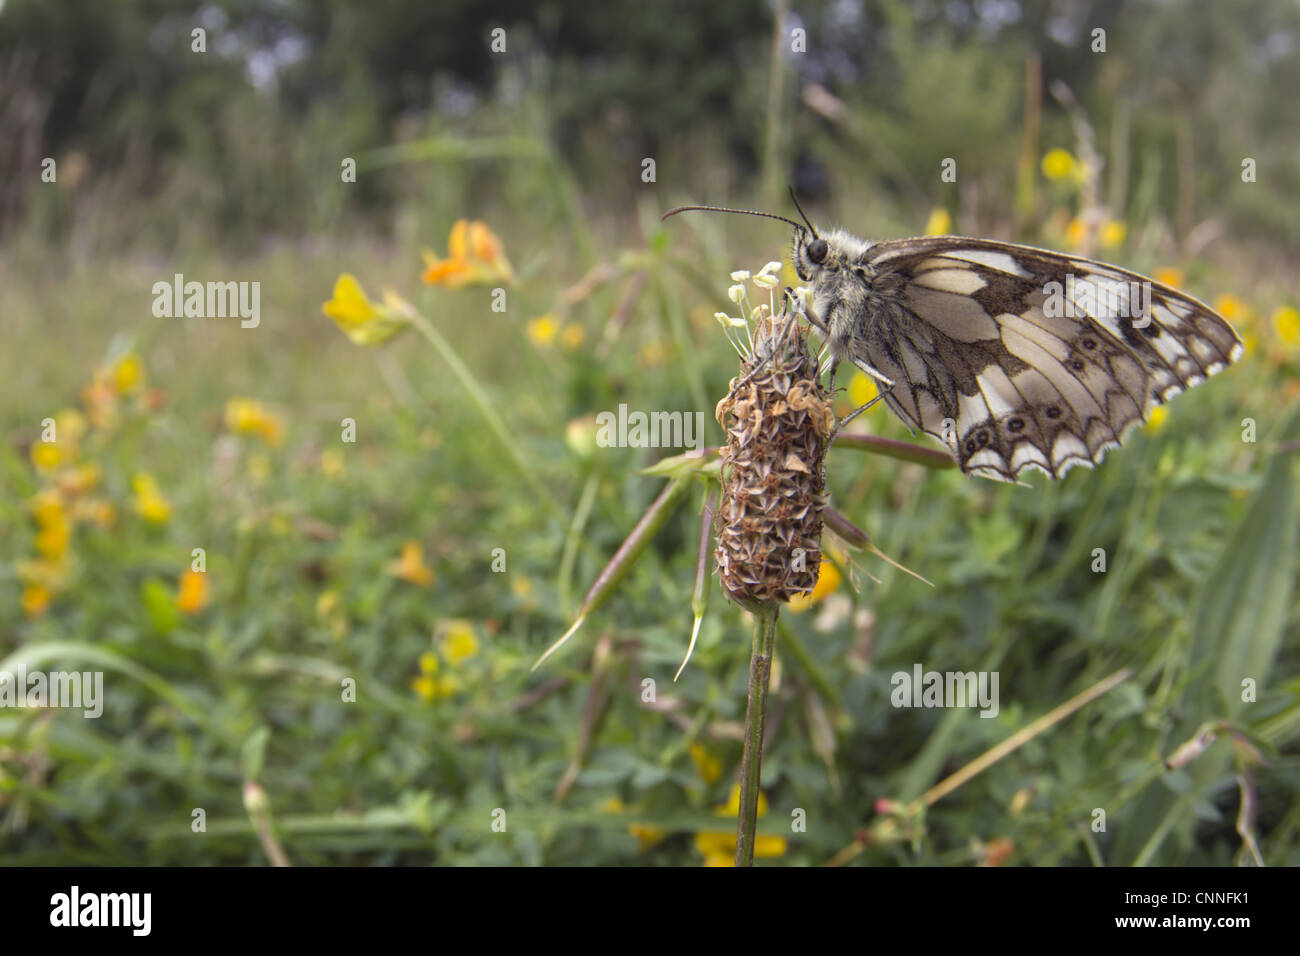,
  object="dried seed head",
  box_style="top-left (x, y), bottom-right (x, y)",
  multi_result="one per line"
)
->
top-left (715, 309), bottom-right (832, 610)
